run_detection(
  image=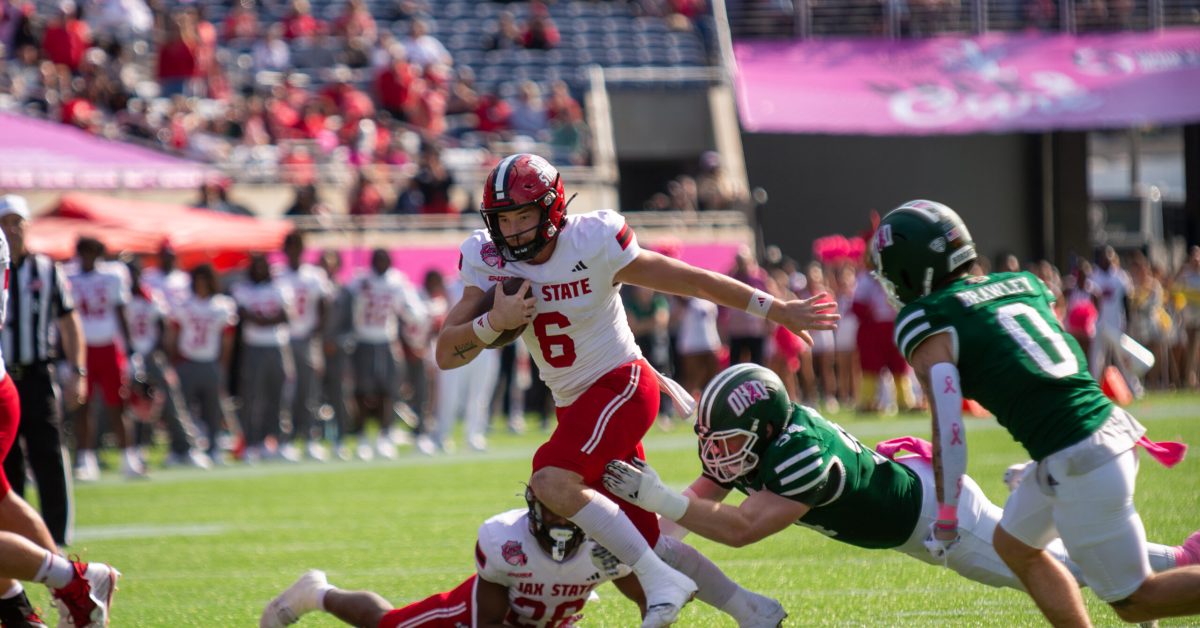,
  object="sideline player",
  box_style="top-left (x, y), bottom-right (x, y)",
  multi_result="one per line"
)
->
top-left (872, 200), bottom-right (1200, 625)
top-left (260, 488), bottom-right (644, 628)
top-left (435, 153), bottom-right (834, 626)
top-left (603, 364), bottom-right (1199, 593)
top-left (69, 237), bottom-right (141, 480)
